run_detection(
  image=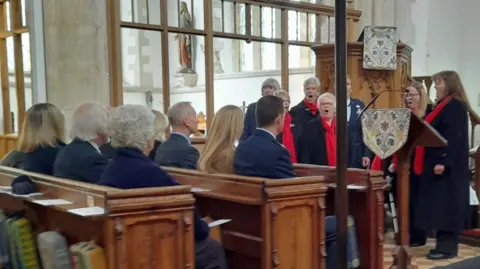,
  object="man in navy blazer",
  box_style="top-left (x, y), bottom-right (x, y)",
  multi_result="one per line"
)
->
top-left (234, 95), bottom-right (338, 269)
top-left (239, 78), bottom-right (280, 141)
top-left (54, 103), bottom-right (109, 183)
top-left (235, 95), bottom-right (294, 179)
top-left (155, 101), bottom-right (199, 169)
top-left (346, 77), bottom-right (371, 169)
